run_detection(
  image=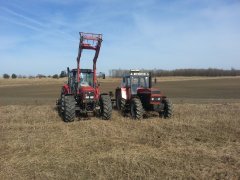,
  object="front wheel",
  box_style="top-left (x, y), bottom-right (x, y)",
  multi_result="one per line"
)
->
top-left (130, 98), bottom-right (144, 120)
top-left (160, 98), bottom-right (173, 118)
top-left (63, 95), bottom-right (76, 122)
top-left (100, 95), bottom-right (112, 120)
